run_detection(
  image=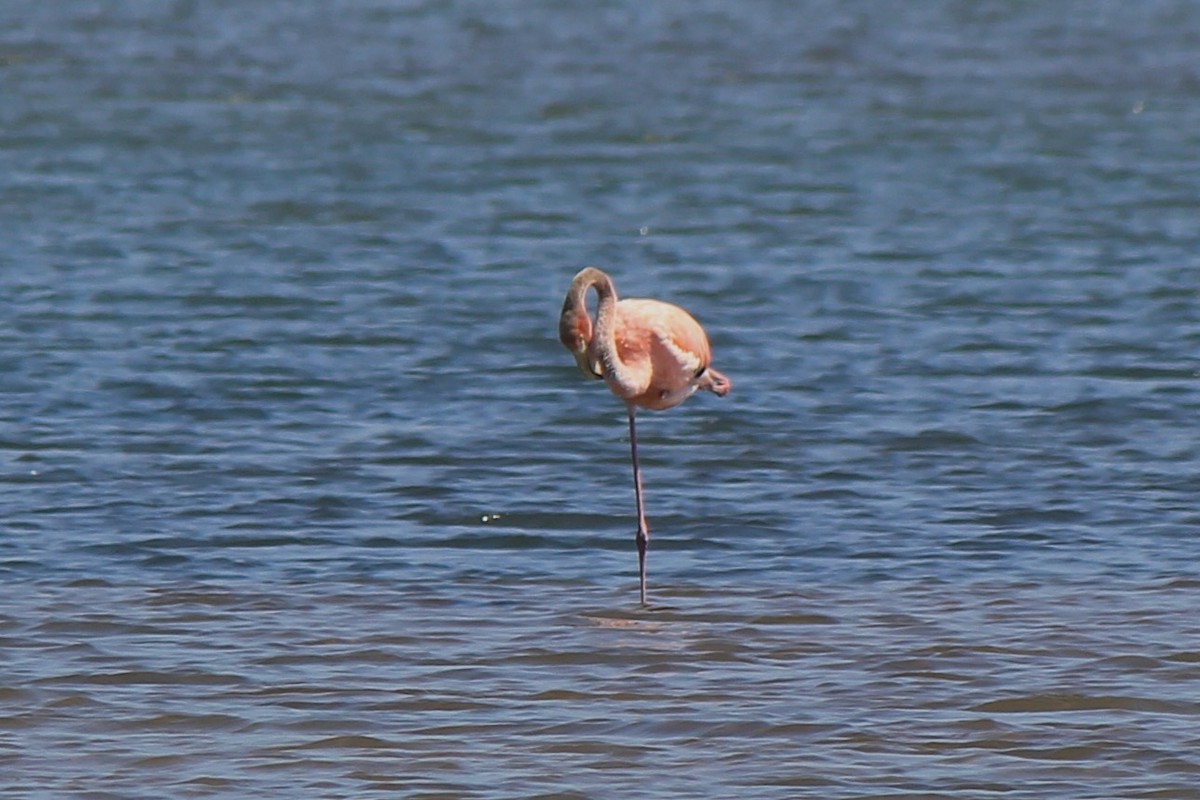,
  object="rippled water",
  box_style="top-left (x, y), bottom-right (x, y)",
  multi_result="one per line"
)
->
top-left (3, 1), bottom-right (1200, 797)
